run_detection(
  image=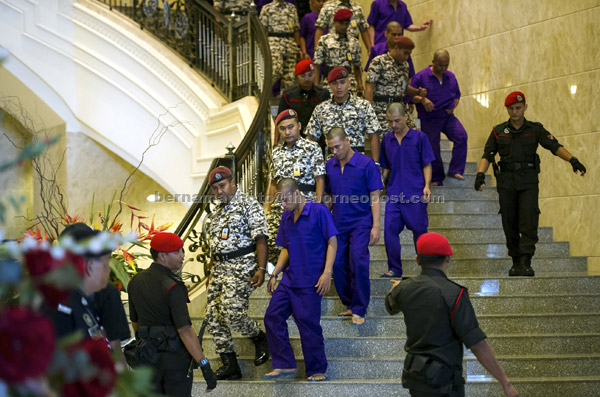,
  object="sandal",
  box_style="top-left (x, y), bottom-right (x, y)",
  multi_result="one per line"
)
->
top-left (338, 310), bottom-right (353, 317)
top-left (262, 368), bottom-right (297, 380)
top-left (307, 373), bottom-right (329, 382)
top-left (352, 314), bottom-right (365, 326)
top-left (380, 270), bottom-right (400, 278)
